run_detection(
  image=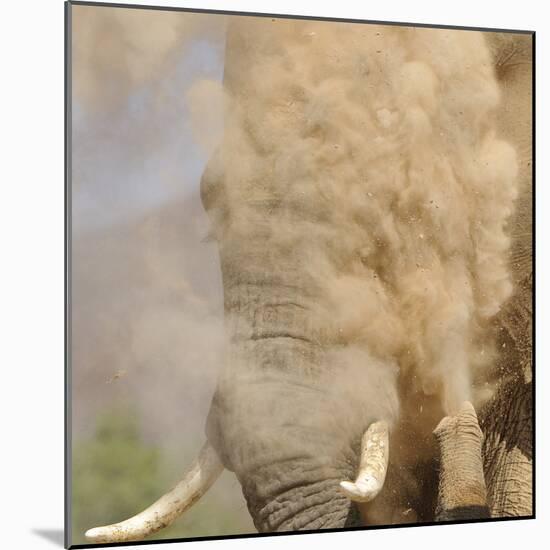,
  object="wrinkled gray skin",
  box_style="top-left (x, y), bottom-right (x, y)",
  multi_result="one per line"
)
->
top-left (202, 31), bottom-right (533, 531)
top-left (434, 32), bottom-right (533, 522)
top-left (434, 376), bottom-right (532, 521)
